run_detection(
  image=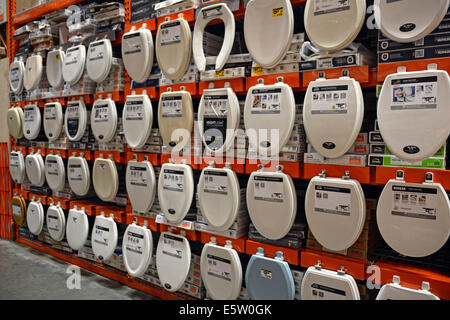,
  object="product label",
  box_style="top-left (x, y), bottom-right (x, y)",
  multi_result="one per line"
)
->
top-left (314, 185), bottom-right (351, 216)
top-left (23, 107), bottom-right (36, 122)
top-left (311, 85), bottom-right (349, 114)
top-left (123, 32), bottom-right (143, 55)
top-left (314, 0), bottom-right (350, 16)
top-left (129, 166), bottom-right (148, 187)
top-left (46, 159), bottom-right (59, 176)
top-left (206, 254), bottom-right (232, 282)
top-left (66, 103), bottom-right (80, 137)
top-left (93, 225), bottom-right (110, 246)
top-left (93, 104), bottom-right (110, 123)
top-left (125, 100), bottom-right (144, 121)
top-left (161, 233), bottom-right (184, 259)
top-left (203, 171), bottom-right (228, 195)
top-left (160, 21), bottom-right (182, 46)
top-left (44, 104), bottom-right (57, 120)
top-left (391, 76), bottom-right (438, 110)
top-left (391, 185), bottom-right (438, 220)
top-left (65, 47), bottom-right (80, 66)
top-left (12, 203), bottom-right (22, 217)
top-left (260, 269), bottom-right (273, 280)
top-left (89, 41), bottom-right (105, 62)
top-left (162, 169), bottom-right (184, 192)
top-left (202, 5), bottom-right (223, 19)
top-left (68, 164), bottom-right (83, 181)
top-left (250, 88), bottom-right (282, 115)
top-left (125, 230), bottom-right (144, 254)
top-left (9, 153), bottom-right (19, 168)
top-left (161, 96), bottom-right (183, 118)
top-left (272, 7), bottom-right (284, 17)
top-left (203, 117), bottom-right (227, 152)
top-left (204, 95), bottom-right (229, 116)
top-left (311, 283), bottom-right (347, 299)
top-left (253, 176), bottom-right (284, 203)
top-left (47, 214), bottom-right (60, 232)
top-left (10, 65), bottom-right (20, 84)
